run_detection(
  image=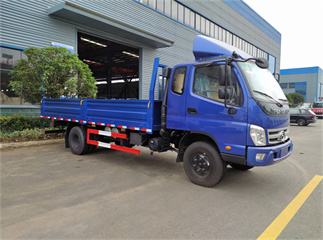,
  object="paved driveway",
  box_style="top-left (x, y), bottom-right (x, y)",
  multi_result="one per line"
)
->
top-left (1, 120), bottom-right (322, 239)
